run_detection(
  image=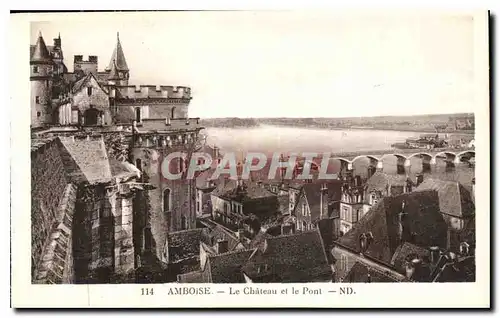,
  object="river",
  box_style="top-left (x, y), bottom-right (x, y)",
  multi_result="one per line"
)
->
top-left (202, 125), bottom-right (474, 186)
